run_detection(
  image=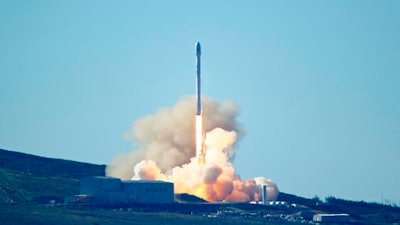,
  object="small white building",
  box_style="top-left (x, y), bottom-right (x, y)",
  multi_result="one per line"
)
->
top-left (79, 176), bottom-right (174, 205)
top-left (313, 213), bottom-right (350, 223)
